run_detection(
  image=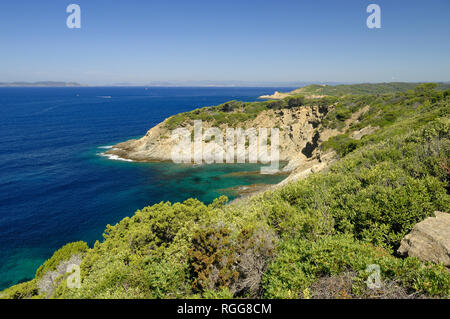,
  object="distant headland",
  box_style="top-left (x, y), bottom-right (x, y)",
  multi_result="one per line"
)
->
top-left (0, 81), bottom-right (84, 87)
